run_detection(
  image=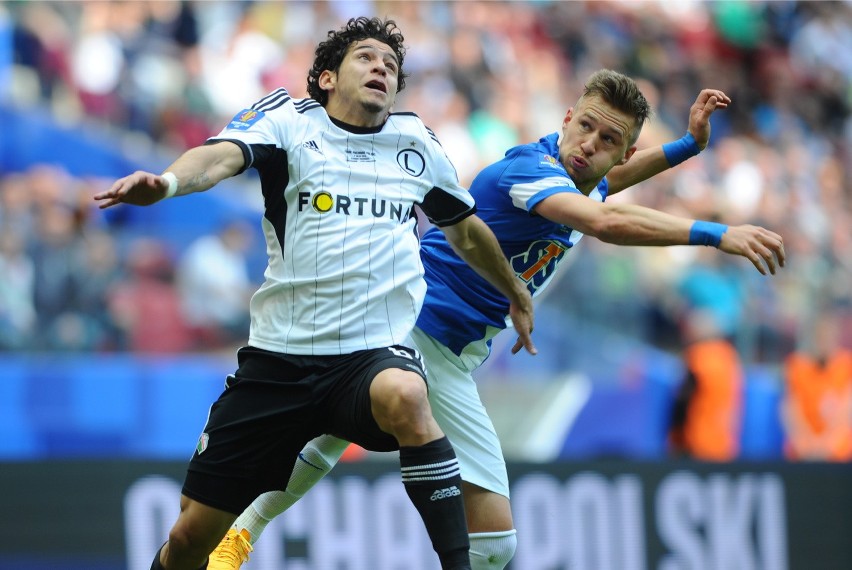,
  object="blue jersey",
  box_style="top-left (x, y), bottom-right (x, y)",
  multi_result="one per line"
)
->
top-left (417, 132), bottom-right (609, 355)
